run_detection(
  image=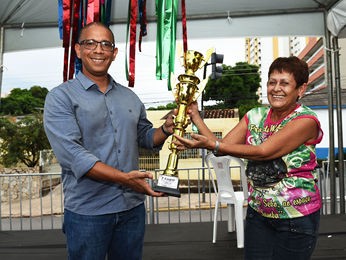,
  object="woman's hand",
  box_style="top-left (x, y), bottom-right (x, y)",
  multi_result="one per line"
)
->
top-left (186, 101), bottom-right (200, 122)
top-left (173, 133), bottom-right (214, 151)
